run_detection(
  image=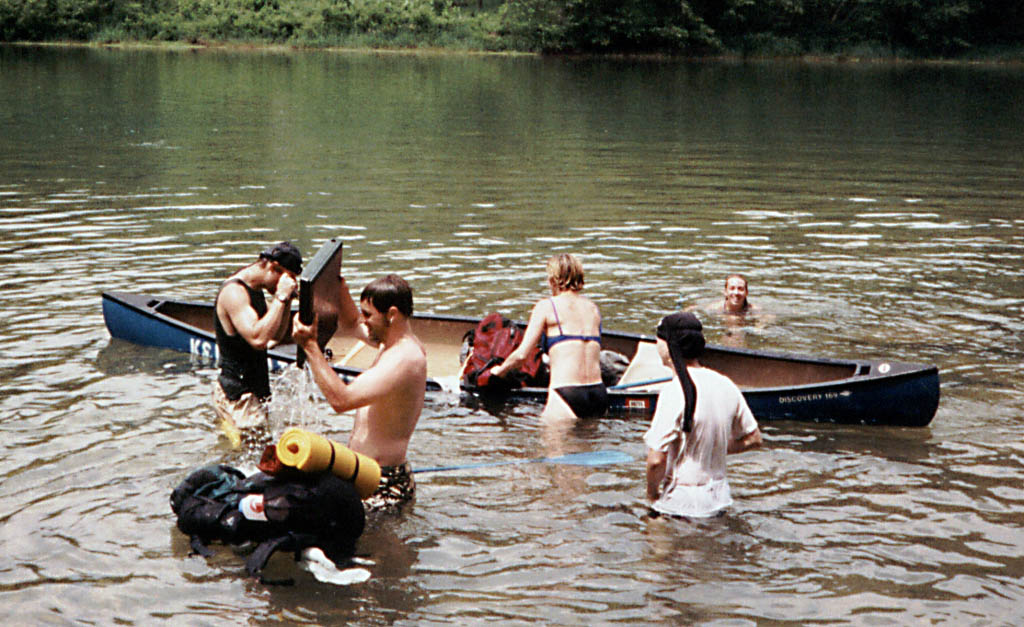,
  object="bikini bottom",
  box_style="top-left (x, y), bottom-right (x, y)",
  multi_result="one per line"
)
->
top-left (554, 383), bottom-right (609, 418)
